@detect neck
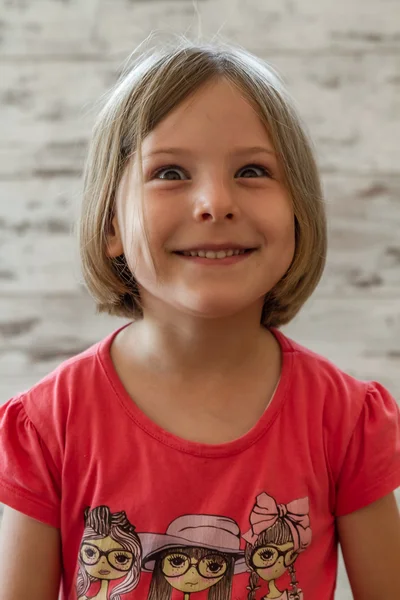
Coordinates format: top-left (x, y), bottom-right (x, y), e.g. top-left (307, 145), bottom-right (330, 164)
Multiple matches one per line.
top-left (125, 301), bottom-right (272, 377)
top-left (267, 580), bottom-right (282, 598)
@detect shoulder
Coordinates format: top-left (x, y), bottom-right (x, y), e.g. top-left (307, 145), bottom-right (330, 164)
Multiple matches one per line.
top-left (274, 329), bottom-right (400, 502)
top-left (4, 325), bottom-right (123, 435)
top-left (274, 326), bottom-right (399, 447)
top-left (274, 326), bottom-right (371, 407)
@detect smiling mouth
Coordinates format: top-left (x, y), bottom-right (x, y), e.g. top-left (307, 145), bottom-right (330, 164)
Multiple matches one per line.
top-left (174, 248), bottom-right (256, 260)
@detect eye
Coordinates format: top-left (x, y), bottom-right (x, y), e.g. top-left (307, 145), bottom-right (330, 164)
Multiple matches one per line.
top-left (162, 552), bottom-right (190, 577)
top-left (153, 165), bottom-right (189, 181)
top-left (252, 546), bottom-right (279, 568)
top-left (236, 164), bottom-right (271, 178)
top-left (206, 560), bottom-right (223, 573)
top-left (259, 549), bottom-right (275, 561)
top-left (199, 554), bottom-right (228, 578)
top-left (114, 553), bottom-right (130, 565)
top-left (108, 550), bottom-right (134, 571)
top-left (80, 544), bottom-right (100, 565)
top-left (169, 555), bottom-right (186, 567)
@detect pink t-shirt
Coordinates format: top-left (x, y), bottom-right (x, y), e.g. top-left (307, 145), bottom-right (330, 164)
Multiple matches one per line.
top-left (0, 325), bottom-right (399, 600)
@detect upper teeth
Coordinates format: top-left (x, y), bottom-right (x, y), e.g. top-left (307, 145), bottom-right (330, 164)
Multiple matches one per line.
top-left (182, 249), bottom-right (247, 259)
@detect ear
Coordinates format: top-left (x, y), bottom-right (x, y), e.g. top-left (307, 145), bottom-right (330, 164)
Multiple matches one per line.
top-left (106, 214), bottom-right (124, 258)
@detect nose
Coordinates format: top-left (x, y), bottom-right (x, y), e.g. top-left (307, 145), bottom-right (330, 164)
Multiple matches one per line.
top-left (193, 176), bottom-right (239, 222)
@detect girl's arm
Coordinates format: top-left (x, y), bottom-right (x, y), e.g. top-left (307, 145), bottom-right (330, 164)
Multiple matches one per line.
top-left (337, 492), bottom-right (400, 599)
top-left (0, 505), bottom-right (61, 600)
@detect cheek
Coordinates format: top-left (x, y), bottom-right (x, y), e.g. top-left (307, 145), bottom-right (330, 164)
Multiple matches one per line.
top-left (85, 565), bottom-right (103, 577)
top-left (256, 560), bottom-right (287, 581)
top-left (144, 192), bottom-right (185, 238)
top-left (269, 205), bottom-right (295, 240)
top-left (203, 576), bottom-right (223, 589)
top-left (165, 574), bottom-right (200, 590)
top-left (85, 564), bottom-right (123, 580)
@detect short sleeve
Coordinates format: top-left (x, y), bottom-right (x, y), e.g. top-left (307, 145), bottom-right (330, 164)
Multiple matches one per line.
top-left (0, 396), bottom-right (60, 527)
top-left (335, 382), bottom-right (400, 516)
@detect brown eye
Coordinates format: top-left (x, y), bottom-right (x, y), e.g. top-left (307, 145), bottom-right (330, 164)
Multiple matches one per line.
top-left (154, 166), bottom-right (189, 181)
top-left (236, 164), bottom-right (271, 178)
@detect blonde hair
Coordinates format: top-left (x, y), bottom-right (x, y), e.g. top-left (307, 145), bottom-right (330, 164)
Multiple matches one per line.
top-left (79, 37), bottom-right (327, 327)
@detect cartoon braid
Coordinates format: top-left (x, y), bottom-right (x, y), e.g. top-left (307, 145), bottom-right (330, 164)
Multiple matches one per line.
top-left (288, 564), bottom-right (301, 600)
top-left (246, 569), bottom-right (260, 600)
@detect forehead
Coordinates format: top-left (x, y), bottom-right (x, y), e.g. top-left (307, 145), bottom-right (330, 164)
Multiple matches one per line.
top-left (87, 535), bottom-right (124, 551)
top-left (164, 546), bottom-right (223, 558)
top-left (142, 77), bottom-right (272, 156)
top-left (256, 542), bottom-right (294, 552)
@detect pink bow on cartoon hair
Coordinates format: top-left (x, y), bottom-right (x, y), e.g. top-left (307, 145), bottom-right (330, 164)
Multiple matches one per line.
top-left (243, 493), bottom-right (312, 552)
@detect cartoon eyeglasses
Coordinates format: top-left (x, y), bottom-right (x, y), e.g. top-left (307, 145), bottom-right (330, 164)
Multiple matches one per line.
top-left (80, 543), bottom-right (134, 572)
top-left (162, 552), bottom-right (228, 579)
top-left (251, 545), bottom-right (298, 569)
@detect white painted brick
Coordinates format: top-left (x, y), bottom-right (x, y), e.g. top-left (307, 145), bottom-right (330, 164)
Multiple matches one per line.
top-left (0, 292), bottom-right (124, 400)
top-left (0, 178), bottom-right (81, 293)
top-left (283, 293), bottom-right (400, 397)
top-left (270, 54), bottom-right (400, 174)
top-left (94, 0), bottom-right (400, 56)
top-left (0, 0), bottom-right (100, 56)
top-left (1, 0), bottom-right (400, 58)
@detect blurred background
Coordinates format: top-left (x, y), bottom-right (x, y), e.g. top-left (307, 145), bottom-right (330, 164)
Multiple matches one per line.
top-left (0, 1), bottom-right (399, 597)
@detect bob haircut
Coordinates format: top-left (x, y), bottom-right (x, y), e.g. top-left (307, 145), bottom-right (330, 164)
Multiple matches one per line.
top-left (79, 36), bottom-right (327, 328)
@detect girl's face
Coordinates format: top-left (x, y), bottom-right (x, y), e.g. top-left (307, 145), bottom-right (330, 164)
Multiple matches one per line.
top-left (109, 77), bottom-right (295, 321)
top-left (251, 542), bottom-right (297, 581)
top-left (80, 535), bottom-right (135, 581)
top-left (161, 549), bottom-right (228, 593)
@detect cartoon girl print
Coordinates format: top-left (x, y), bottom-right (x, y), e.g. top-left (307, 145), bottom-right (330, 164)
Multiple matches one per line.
top-left (76, 505), bottom-right (142, 600)
top-left (243, 493), bottom-right (312, 600)
top-left (140, 514), bottom-right (247, 600)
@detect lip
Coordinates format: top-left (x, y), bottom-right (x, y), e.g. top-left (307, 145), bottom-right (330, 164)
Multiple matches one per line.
top-left (175, 249), bottom-right (255, 266)
top-left (98, 569), bottom-right (111, 575)
top-left (174, 243), bottom-right (255, 252)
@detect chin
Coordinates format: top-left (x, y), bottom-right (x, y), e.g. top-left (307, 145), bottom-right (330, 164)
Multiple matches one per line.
top-left (180, 298), bottom-right (254, 320)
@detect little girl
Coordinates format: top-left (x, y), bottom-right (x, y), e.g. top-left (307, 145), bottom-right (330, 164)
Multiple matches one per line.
top-left (0, 38), bottom-right (399, 600)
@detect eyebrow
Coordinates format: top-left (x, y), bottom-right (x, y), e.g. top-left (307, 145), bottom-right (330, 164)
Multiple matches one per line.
top-left (144, 146), bottom-right (276, 158)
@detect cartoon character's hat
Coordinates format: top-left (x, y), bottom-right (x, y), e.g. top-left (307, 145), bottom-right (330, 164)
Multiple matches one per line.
top-left (139, 514), bottom-right (247, 574)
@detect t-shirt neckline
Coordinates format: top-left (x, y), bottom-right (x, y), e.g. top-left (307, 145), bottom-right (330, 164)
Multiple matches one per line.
top-left (97, 323), bottom-right (294, 458)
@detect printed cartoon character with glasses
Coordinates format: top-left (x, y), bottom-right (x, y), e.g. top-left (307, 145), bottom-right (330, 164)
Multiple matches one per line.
top-left (76, 505), bottom-right (142, 600)
top-left (243, 493), bottom-right (312, 600)
top-left (140, 514), bottom-right (247, 599)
